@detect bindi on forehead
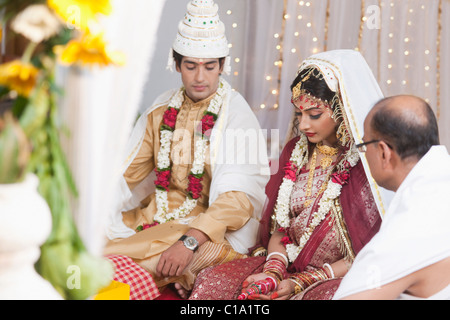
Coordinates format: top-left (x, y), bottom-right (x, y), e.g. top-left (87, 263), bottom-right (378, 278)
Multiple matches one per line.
top-left (184, 58), bottom-right (218, 66)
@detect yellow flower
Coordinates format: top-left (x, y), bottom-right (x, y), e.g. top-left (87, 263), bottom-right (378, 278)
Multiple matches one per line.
top-left (54, 31), bottom-right (125, 67)
top-left (0, 60), bottom-right (39, 97)
top-left (47, 0), bottom-right (112, 30)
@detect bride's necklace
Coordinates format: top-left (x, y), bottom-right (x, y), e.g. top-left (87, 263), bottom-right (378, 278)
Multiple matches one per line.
top-left (303, 146), bottom-right (333, 208)
top-left (316, 141), bottom-right (338, 169)
top-left (303, 148), bottom-right (317, 208)
top-left (274, 135), bottom-right (360, 262)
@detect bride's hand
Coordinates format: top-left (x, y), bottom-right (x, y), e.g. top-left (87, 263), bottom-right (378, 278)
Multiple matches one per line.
top-left (246, 280), bottom-right (295, 300)
top-left (241, 272), bottom-right (270, 291)
top-left (269, 279), bottom-right (296, 300)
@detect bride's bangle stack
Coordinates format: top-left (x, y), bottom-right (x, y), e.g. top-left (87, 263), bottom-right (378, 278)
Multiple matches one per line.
top-left (288, 267), bottom-right (330, 295)
top-left (263, 252), bottom-right (288, 284)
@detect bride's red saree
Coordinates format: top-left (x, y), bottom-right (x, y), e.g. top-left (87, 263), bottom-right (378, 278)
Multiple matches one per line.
top-left (190, 137), bottom-right (381, 300)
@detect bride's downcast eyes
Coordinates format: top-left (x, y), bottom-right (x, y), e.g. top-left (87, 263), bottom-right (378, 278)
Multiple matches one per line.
top-left (310, 113), bottom-right (322, 120)
top-left (295, 111), bottom-right (323, 120)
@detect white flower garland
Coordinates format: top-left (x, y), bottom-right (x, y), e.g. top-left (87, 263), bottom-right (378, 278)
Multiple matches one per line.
top-left (274, 135), bottom-right (360, 262)
top-left (153, 79), bottom-right (229, 224)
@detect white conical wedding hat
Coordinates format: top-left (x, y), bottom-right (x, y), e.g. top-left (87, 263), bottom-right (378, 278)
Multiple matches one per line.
top-left (168, 0), bottom-right (231, 73)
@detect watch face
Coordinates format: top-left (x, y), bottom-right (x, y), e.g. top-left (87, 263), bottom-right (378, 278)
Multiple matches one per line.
top-left (184, 236), bottom-right (198, 250)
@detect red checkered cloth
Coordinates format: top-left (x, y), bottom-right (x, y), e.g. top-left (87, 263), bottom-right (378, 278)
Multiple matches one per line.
top-left (106, 255), bottom-right (161, 300)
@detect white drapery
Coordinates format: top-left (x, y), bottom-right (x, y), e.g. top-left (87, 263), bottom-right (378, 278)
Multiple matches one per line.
top-left (59, 0), bottom-right (166, 255)
top-left (218, 0), bottom-right (449, 153)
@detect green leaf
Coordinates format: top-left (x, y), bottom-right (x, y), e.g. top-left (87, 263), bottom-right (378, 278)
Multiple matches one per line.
top-left (0, 112), bottom-right (30, 183)
top-left (19, 82), bottom-right (50, 137)
top-left (189, 172), bottom-right (205, 179)
top-left (203, 110), bottom-right (218, 120)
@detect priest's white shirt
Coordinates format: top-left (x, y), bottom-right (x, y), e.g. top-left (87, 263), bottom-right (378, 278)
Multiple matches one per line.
top-left (333, 146), bottom-right (450, 300)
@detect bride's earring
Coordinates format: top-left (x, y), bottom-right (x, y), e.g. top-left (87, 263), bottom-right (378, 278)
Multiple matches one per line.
top-left (336, 122), bottom-right (347, 146)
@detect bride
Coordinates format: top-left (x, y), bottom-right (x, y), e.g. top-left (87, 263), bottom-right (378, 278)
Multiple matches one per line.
top-left (189, 49), bottom-right (392, 300)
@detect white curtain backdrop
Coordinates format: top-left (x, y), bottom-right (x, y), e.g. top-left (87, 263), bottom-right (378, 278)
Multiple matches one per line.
top-left (58, 0), bottom-right (449, 251)
top-left (226, 0), bottom-right (449, 153)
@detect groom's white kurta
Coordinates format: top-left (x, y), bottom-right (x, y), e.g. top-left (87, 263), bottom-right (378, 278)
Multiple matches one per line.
top-left (107, 79), bottom-right (270, 254)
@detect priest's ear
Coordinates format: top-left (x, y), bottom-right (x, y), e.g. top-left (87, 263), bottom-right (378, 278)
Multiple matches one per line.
top-left (378, 140), bottom-right (396, 170)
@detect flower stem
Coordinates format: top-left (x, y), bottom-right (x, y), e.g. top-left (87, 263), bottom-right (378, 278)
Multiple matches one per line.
top-left (21, 41), bottom-right (38, 64)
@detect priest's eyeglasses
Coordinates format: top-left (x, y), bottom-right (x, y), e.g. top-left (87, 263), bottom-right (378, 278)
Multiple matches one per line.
top-left (355, 140), bottom-right (392, 152)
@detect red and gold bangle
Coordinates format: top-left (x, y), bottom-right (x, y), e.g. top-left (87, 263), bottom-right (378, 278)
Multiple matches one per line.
top-left (288, 267), bottom-right (330, 293)
top-left (266, 252), bottom-right (288, 266)
top-left (288, 277), bottom-right (305, 295)
top-left (263, 259), bottom-right (288, 283)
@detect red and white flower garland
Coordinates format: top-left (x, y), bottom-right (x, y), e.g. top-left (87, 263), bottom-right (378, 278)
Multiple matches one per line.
top-left (152, 79), bottom-right (229, 225)
top-left (274, 135), bottom-right (360, 262)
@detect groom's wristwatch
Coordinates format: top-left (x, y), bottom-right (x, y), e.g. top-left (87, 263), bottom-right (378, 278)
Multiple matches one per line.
top-left (179, 235), bottom-right (199, 252)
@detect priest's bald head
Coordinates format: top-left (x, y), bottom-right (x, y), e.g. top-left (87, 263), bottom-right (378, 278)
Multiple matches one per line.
top-left (362, 95), bottom-right (440, 191)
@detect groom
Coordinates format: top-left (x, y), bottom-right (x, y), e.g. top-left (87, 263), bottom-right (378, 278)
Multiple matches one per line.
top-left (105, 0), bottom-right (269, 299)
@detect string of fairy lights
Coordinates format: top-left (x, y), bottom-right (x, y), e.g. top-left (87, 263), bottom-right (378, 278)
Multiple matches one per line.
top-left (223, 0), bottom-right (442, 120)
